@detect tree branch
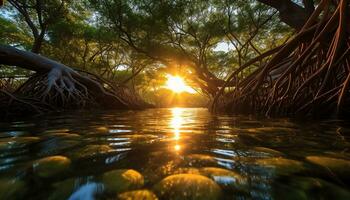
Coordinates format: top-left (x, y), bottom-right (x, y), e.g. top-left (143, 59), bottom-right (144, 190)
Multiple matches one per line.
top-left (257, 0), bottom-right (312, 30)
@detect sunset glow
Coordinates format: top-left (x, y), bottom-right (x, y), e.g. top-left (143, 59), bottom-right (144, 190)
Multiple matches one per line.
top-left (165, 75), bottom-right (196, 93)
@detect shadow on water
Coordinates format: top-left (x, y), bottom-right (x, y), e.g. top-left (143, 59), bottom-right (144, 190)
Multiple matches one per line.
top-left (0, 108), bottom-right (349, 199)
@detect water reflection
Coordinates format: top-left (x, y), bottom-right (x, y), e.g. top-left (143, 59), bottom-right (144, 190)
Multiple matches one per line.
top-left (170, 107), bottom-right (184, 141)
top-left (170, 108), bottom-right (187, 152)
top-left (0, 108), bottom-right (349, 199)
top-left (68, 182), bottom-right (103, 200)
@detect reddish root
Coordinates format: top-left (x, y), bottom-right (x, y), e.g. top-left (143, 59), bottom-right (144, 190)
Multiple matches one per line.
top-left (213, 0), bottom-right (350, 116)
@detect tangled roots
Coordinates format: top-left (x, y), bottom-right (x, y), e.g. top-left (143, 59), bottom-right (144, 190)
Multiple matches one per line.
top-left (0, 89), bottom-right (52, 117)
top-left (16, 68), bottom-right (95, 108)
top-left (214, 0), bottom-right (350, 117)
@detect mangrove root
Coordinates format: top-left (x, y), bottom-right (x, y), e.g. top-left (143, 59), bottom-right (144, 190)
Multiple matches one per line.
top-left (213, 0), bottom-right (350, 117)
top-left (0, 45), bottom-right (151, 115)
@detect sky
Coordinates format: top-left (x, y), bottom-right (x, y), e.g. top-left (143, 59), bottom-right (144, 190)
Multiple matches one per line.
top-left (213, 41), bottom-right (234, 52)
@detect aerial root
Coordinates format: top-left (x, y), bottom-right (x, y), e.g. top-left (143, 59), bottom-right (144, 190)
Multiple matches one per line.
top-left (0, 89), bottom-right (51, 115)
top-left (213, 0), bottom-right (350, 116)
top-left (16, 68), bottom-right (96, 108)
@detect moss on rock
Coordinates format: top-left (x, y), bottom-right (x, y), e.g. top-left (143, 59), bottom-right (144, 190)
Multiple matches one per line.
top-left (199, 167), bottom-right (247, 191)
top-left (184, 154), bottom-right (217, 167)
top-left (306, 156), bottom-right (350, 177)
top-left (154, 174), bottom-right (222, 200)
top-left (118, 189), bottom-right (158, 200)
top-left (70, 144), bottom-right (114, 159)
top-left (102, 169), bottom-right (144, 194)
top-left (33, 155), bottom-right (71, 178)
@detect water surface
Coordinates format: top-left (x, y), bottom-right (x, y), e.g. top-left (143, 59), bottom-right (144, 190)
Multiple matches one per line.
top-left (0, 108), bottom-right (349, 199)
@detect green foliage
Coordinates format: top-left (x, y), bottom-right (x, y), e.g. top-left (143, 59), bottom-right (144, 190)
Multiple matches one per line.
top-left (1, 0), bottom-right (293, 106)
top-left (0, 17), bottom-right (32, 47)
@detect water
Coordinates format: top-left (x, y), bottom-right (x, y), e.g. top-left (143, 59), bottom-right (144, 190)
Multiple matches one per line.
top-left (0, 108), bottom-right (349, 199)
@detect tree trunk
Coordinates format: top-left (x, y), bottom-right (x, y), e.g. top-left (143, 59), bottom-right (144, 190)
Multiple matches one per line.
top-left (0, 45), bottom-right (129, 109)
top-left (31, 31), bottom-right (45, 54)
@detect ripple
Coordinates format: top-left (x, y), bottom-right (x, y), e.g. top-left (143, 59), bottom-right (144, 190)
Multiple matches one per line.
top-left (0, 108), bottom-right (348, 199)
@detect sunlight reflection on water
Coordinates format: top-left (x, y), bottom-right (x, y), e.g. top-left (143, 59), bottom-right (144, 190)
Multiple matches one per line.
top-left (0, 108), bottom-right (349, 199)
top-left (170, 108), bottom-right (186, 152)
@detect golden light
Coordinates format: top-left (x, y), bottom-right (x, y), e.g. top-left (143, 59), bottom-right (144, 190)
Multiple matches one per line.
top-left (169, 108), bottom-right (188, 153)
top-left (174, 144), bottom-right (181, 151)
top-left (171, 108), bottom-right (183, 140)
top-left (170, 108), bottom-right (184, 140)
top-left (165, 75), bottom-right (196, 94)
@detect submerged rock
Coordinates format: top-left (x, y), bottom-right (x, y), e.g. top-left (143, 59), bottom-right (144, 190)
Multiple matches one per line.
top-left (0, 178), bottom-right (27, 199)
top-left (0, 137), bottom-right (40, 150)
top-left (247, 127), bottom-right (295, 133)
top-left (185, 154), bottom-right (217, 167)
top-left (43, 129), bottom-right (70, 134)
top-left (96, 126), bottom-right (109, 133)
top-left (306, 156), bottom-right (350, 177)
top-left (154, 174), bottom-right (222, 200)
top-left (49, 178), bottom-right (76, 200)
top-left (118, 190), bottom-right (158, 200)
top-left (44, 132), bottom-right (81, 140)
top-left (253, 147), bottom-right (283, 156)
top-left (33, 155), bottom-right (71, 178)
top-left (102, 169), bottom-right (144, 194)
top-left (323, 151), bottom-right (350, 160)
top-left (199, 167), bottom-right (246, 191)
top-left (276, 177), bottom-right (350, 200)
top-left (38, 140), bottom-right (80, 157)
top-left (70, 144), bottom-right (114, 159)
top-left (49, 178), bottom-right (103, 200)
top-left (256, 158), bottom-right (305, 175)
top-left (173, 167), bottom-right (201, 175)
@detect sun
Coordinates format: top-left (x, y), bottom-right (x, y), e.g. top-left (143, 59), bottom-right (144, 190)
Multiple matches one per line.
top-left (165, 75), bottom-right (196, 94)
